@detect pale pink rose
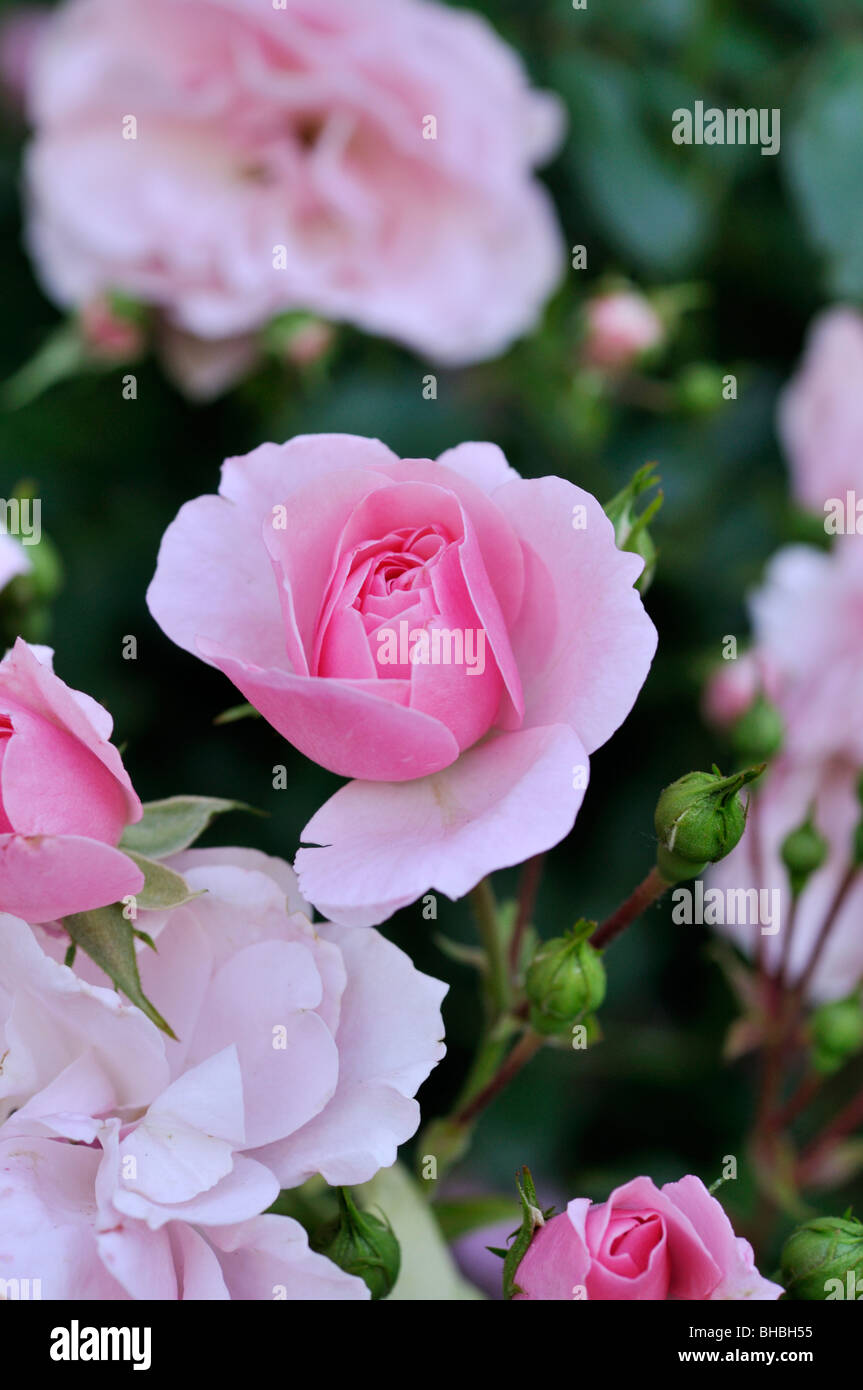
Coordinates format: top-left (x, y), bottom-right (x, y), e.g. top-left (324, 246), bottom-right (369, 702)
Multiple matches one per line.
top-left (581, 290), bottom-right (664, 371)
top-left (0, 1135), bottom-right (368, 1299)
top-left (147, 435), bottom-right (657, 926)
top-left (5, 846), bottom-right (447, 1194)
top-left (778, 307), bottom-right (863, 514)
top-left (709, 759), bottom-right (863, 1002)
top-left (0, 639), bottom-right (144, 923)
top-left (0, 533), bottom-right (31, 593)
top-left (23, 0), bottom-right (564, 394)
top-left (514, 1176), bottom-right (783, 1301)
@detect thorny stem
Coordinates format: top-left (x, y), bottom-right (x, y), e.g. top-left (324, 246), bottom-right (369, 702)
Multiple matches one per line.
top-left (591, 866), bottom-right (668, 950)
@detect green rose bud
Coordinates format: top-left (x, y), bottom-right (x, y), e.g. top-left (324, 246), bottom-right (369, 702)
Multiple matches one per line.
top-left (525, 920), bottom-right (606, 1036)
top-left (781, 807), bottom-right (829, 898)
top-left (316, 1189), bottom-right (400, 1300)
top-left (654, 764), bottom-right (764, 884)
top-left (731, 694), bottom-right (783, 763)
top-left (810, 993), bottom-right (863, 1075)
top-left (780, 1215), bottom-right (863, 1300)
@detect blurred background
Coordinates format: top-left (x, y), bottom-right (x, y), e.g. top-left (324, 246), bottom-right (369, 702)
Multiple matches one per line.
top-left (2, 0), bottom-right (862, 1290)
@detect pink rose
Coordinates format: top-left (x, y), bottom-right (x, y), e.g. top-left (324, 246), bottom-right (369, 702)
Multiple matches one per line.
top-left (148, 434), bottom-right (657, 926)
top-left (778, 306), bottom-right (863, 515)
top-left (581, 290), bottom-right (664, 371)
top-left (0, 1137), bottom-right (368, 1300)
top-left (24, 0), bottom-right (564, 395)
top-left (514, 1176), bottom-right (783, 1301)
top-left (0, 639), bottom-right (144, 923)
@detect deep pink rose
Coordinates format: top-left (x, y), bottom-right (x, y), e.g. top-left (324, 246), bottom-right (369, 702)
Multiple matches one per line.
top-left (0, 639), bottom-right (144, 922)
top-left (23, 0), bottom-right (564, 394)
top-left (778, 306), bottom-right (863, 515)
top-left (581, 290), bottom-right (663, 371)
top-left (148, 434), bottom-right (657, 925)
top-left (515, 1176), bottom-right (783, 1301)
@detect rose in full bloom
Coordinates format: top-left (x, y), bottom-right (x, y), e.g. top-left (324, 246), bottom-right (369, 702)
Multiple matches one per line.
top-left (778, 306), bottom-right (863, 516)
top-left (0, 638), bottom-right (144, 923)
top-left (514, 1176), bottom-right (783, 1300)
top-left (705, 543), bottom-right (863, 1000)
top-left (0, 845), bottom-right (446, 1297)
top-left (148, 434), bottom-right (657, 925)
top-left (23, 0), bottom-right (564, 396)
top-left (580, 290), bottom-right (664, 371)
top-left (0, 1136), bottom-right (368, 1299)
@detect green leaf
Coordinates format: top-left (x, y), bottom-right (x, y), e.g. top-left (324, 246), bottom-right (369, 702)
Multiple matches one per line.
top-left (213, 702), bottom-right (261, 726)
top-left (63, 904), bottom-right (176, 1037)
top-left (119, 795), bottom-right (261, 860)
top-left (434, 1196), bottom-right (519, 1243)
top-left (124, 851), bottom-right (204, 911)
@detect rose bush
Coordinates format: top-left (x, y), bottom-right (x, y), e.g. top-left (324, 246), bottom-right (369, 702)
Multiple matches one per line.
top-left (514, 1175), bottom-right (783, 1300)
top-left (0, 638), bottom-right (144, 922)
top-left (148, 433), bottom-right (657, 925)
top-left (23, 0), bottom-right (564, 394)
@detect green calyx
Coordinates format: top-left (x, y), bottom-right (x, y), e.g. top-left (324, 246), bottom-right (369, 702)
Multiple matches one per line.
top-left (655, 764), bottom-right (765, 885)
top-left (524, 920), bottom-right (606, 1037)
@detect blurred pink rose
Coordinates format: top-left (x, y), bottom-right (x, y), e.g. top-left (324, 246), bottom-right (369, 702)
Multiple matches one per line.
top-left (581, 290), bottom-right (664, 371)
top-left (23, 0), bottom-right (564, 394)
top-left (778, 307), bottom-right (863, 515)
top-left (701, 650), bottom-right (776, 729)
top-left (0, 1136), bottom-right (368, 1299)
top-left (79, 295), bottom-right (145, 361)
top-left (705, 543), bottom-right (863, 1000)
top-left (0, 639), bottom-right (144, 923)
top-left (514, 1176), bottom-right (782, 1300)
top-left (148, 434), bottom-right (657, 926)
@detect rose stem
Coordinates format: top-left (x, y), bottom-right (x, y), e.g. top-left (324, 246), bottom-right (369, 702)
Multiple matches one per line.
top-left (797, 1080), bottom-right (863, 1187)
top-left (469, 877), bottom-right (511, 1019)
top-left (452, 1030), bottom-right (545, 1128)
top-left (509, 852), bottom-right (546, 976)
top-left (590, 866), bottom-right (668, 950)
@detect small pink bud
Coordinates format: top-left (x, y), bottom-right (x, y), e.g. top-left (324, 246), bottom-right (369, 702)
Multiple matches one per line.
top-left (581, 290), bottom-right (664, 370)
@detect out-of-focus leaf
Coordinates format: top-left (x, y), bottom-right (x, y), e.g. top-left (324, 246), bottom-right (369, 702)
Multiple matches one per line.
top-left (434, 1195), bottom-right (519, 1243)
top-left (786, 41), bottom-right (863, 298)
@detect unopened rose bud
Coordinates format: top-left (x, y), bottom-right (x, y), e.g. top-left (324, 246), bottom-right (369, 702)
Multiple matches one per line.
top-left (780, 1215), bottom-right (863, 1300)
top-left (80, 293), bottom-right (146, 361)
top-left (731, 693), bottom-right (783, 763)
top-left (654, 765), bottom-right (764, 884)
top-left (580, 290), bottom-right (664, 371)
top-left (781, 806), bottom-right (829, 898)
top-left (810, 992), bottom-right (863, 1074)
top-left (525, 920), bottom-right (606, 1036)
top-left (317, 1189), bottom-right (400, 1300)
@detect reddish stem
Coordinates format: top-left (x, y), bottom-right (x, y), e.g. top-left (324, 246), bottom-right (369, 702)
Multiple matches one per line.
top-left (591, 866), bottom-right (668, 950)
